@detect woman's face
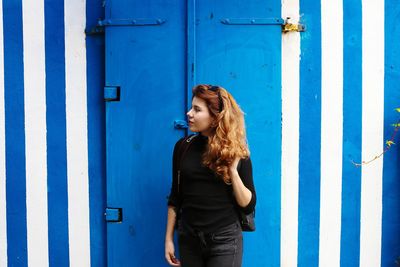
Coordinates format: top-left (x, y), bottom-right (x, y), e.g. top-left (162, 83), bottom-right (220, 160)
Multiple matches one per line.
top-left (187, 96), bottom-right (214, 136)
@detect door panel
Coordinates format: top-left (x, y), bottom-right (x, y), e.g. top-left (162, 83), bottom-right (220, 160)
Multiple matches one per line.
top-left (105, 1), bottom-right (281, 266)
top-left (194, 2), bottom-right (282, 265)
top-left (105, 1), bottom-right (186, 266)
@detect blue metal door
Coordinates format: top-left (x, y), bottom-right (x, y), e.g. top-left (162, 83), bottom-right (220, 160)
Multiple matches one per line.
top-left (193, 3), bottom-right (282, 266)
top-left (105, 1), bottom-right (282, 266)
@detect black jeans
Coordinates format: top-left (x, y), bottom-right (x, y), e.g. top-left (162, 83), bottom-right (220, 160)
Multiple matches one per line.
top-left (178, 221), bottom-right (243, 267)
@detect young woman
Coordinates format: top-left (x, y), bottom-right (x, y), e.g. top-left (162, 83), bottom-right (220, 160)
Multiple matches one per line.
top-left (165, 84), bottom-right (256, 267)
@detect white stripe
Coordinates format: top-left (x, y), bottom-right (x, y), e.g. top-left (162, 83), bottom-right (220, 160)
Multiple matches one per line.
top-left (360, 0), bottom-right (384, 266)
top-left (281, 2), bottom-right (300, 267)
top-left (22, 0), bottom-right (49, 265)
top-left (319, 0), bottom-right (343, 266)
top-left (0, 0), bottom-right (7, 265)
top-left (65, 0), bottom-right (91, 266)
top-left (64, 1), bottom-right (92, 266)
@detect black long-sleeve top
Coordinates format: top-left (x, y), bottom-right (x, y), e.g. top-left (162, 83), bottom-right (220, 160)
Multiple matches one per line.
top-left (168, 134), bottom-right (256, 233)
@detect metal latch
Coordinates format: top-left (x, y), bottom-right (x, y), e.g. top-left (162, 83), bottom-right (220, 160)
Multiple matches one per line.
top-left (282, 17), bottom-right (305, 33)
top-left (174, 120), bottom-right (188, 129)
top-left (105, 207), bottom-right (123, 222)
top-left (104, 86), bottom-right (120, 102)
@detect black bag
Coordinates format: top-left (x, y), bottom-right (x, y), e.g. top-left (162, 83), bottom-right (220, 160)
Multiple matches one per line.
top-left (236, 160), bottom-right (256, 232)
top-left (175, 134), bottom-right (255, 232)
top-left (238, 210), bottom-right (255, 232)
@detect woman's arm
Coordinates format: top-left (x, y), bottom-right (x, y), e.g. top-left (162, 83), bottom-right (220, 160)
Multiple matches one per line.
top-left (165, 206), bottom-right (180, 266)
top-left (229, 157), bottom-right (256, 212)
top-left (165, 206), bottom-right (177, 242)
top-left (165, 138), bottom-right (184, 266)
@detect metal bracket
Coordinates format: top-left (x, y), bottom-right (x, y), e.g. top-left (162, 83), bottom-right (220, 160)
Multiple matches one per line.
top-left (282, 17), bottom-right (305, 33)
top-left (104, 86), bottom-right (120, 102)
top-left (220, 18), bottom-right (284, 25)
top-left (105, 207), bottom-right (123, 222)
top-left (85, 24), bottom-right (104, 35)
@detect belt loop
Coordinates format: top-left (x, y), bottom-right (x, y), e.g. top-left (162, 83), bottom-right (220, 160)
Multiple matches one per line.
top-left (197, 231), bottom-right (207, 248)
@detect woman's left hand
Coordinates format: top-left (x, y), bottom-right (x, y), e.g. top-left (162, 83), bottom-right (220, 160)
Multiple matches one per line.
top-left (229, 156), bottom-right (252, 207)
top-left (229, 157), bottom-right (241, 174)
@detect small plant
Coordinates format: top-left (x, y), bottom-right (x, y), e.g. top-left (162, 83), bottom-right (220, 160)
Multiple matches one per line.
top-left (352, 108), bottom-right (400, 167)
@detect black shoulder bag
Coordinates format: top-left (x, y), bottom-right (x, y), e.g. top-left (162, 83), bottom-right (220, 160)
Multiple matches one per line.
top-left (238, 211), bottom-right (255, 232)
top-left (236, 160), bottom-right (256, 232)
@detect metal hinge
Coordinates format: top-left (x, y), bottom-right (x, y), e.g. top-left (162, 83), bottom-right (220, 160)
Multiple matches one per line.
top-left (85, 18), bottom-right (166, 35)
top-left (220, 18), bottom-right (284, 25)
top-left (105, 207), bottom-right (123, 222)
top-left (104, 86), bottom-right (120, 102)
top-left (282, 17), bottom-right (305, 33)
top-left (98, 18), bottom-right (166, 27)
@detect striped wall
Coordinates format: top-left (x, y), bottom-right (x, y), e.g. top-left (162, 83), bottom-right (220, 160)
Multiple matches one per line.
top-left (0, 0), bottom-right (399, 267)
top-left (0, 0), bottom-right (106, 266)
top-left (281, 0), bottom-right (400, 267)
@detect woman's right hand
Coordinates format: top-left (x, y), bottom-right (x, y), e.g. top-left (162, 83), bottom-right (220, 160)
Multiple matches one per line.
top-left (165, 239), bottom-right (181, 266)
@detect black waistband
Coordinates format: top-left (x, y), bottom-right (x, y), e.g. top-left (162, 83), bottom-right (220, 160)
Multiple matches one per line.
top-left (179, 220), bottom-right (240, 237)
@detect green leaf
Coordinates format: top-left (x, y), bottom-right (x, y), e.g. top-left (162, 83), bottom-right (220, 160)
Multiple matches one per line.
top-left (392, 123), bottom-right (400, 127)
top-left (396, 107), bottom-right (400, 113)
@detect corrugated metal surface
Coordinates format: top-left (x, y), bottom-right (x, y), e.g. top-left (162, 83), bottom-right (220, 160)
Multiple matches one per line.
top-left (0, 0), bottom-right (398, 266)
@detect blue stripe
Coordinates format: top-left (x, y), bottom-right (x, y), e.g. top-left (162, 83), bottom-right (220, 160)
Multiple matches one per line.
top-left (298, 1), bottom-right (322, 266)
top-left (44, 0), bottom-right (70, 265)
top-left (382, 1), bottom-right (400, 266)
top-left (85, 0), bottom-right (107, 266)
top-left (3, 0), bottom-right (28, 266)
top-left (340, 1), bottom-right (362, 266)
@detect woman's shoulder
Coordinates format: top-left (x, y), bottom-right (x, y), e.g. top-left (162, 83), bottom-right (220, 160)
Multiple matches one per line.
top-left (175, 136), bottom-right (186, 145)
top-left (176, 134), bottom-right (198, 143)
top-left (173, 137), bottom-right (185, 153)
top-left (173, 134), bottom-right (198, 149)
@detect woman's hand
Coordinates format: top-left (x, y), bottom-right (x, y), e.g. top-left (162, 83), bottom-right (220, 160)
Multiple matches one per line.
top-left (229, 156), bottom-right (241, 175)
top-left (165, 206), bottom-right (180, 266)
top-left (165, 240), bottom-right (181, 266)
top-left (230, 156), bottom-right (252, 207)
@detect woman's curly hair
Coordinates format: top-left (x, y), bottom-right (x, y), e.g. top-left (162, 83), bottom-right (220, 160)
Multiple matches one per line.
top-left (192, 84), bottom-right (250, 184)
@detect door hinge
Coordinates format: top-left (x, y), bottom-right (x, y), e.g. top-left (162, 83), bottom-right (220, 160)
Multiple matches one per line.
top-left (98, 18), bottom-right (166, 27)
top-left (85, 18), bottom-right (166, 35)
top-left (220, 18), bottom-right (284, 25)
top-left (282, 17), bottom-right (305, 33)
top-left (104, 86), bottom-right (120, 102)
top-left (105, 207), bottom-right (123, 222)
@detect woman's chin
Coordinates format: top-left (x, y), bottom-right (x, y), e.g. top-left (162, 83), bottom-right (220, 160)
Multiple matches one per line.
top-left (188, 126), bottom-right (198, 132)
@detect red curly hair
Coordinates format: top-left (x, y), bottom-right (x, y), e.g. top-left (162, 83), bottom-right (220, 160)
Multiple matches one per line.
top-left (192, 84), bottom-right (250, 184)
